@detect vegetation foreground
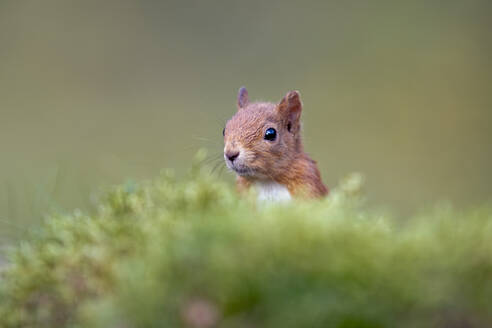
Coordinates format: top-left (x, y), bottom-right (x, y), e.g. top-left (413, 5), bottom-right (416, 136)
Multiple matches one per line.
top-left (1, 163), bottom-right (491, 327)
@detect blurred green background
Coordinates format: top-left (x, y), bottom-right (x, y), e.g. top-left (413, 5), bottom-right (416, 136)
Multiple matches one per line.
top-left (0, 0), bottom-right (491, 242)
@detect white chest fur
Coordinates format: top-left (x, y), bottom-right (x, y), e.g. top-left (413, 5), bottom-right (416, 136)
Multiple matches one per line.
top-left (255, 181), bottom-right (292, 203)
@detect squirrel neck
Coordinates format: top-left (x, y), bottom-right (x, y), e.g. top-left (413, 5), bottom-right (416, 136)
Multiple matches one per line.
top-left (276, 152), bottom-right (323, 197)
top-left (237, 151), bottom-right (328, 199)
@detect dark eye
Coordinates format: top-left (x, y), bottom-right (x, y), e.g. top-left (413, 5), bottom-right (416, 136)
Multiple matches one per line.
top-left (264, 128), bottom-right (276, 141)
top-left (222, 128), bottom-right (225, 136)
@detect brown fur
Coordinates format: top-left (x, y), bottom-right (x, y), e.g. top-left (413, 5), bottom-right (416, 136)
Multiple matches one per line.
top-left (224, 88), bottom-right (328, 199)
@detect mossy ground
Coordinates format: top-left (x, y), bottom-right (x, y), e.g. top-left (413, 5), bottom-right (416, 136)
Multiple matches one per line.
top-left (1, 161), bottom-right (491, 327)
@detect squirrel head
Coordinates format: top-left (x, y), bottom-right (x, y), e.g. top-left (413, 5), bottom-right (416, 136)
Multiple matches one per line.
top-left (223, 87), bottom-right (304, 180)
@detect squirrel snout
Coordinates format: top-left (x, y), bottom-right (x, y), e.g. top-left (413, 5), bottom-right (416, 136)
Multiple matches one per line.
top-left (225, 150), bottom-right (240, 162)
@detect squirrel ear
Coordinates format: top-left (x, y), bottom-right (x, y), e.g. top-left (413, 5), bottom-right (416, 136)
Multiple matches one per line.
top-left (277, 90), bottom-right (302, 124)
top-left (237, 86), bottom-right (249, 109)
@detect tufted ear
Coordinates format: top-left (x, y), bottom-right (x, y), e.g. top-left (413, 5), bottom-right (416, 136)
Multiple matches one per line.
top-left (277, 90), bottom-right (302, 131)
top-left (237, 86), bottom-right (249, 110)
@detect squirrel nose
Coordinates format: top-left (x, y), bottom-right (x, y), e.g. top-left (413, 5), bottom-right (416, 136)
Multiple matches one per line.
top-left (226, 151), bottom-right (240, 162)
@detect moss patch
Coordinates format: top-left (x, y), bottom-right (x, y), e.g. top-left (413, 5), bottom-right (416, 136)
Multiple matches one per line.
top-left (1, 166), bottom-right (491, 327)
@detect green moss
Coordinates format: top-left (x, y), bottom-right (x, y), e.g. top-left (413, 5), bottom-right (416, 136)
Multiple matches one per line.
top-left (1, 164), bottom-right (491, 327)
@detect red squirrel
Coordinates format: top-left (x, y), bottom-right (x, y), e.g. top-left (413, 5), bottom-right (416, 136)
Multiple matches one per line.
top-left (223, 87), bottom-right (328, 201)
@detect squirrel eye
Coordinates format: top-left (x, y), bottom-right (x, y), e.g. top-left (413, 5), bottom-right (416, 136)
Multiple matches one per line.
top-left (264, 128), bottom-right (277, 141)
top-left (222, 128), bottom-right (225, 136)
